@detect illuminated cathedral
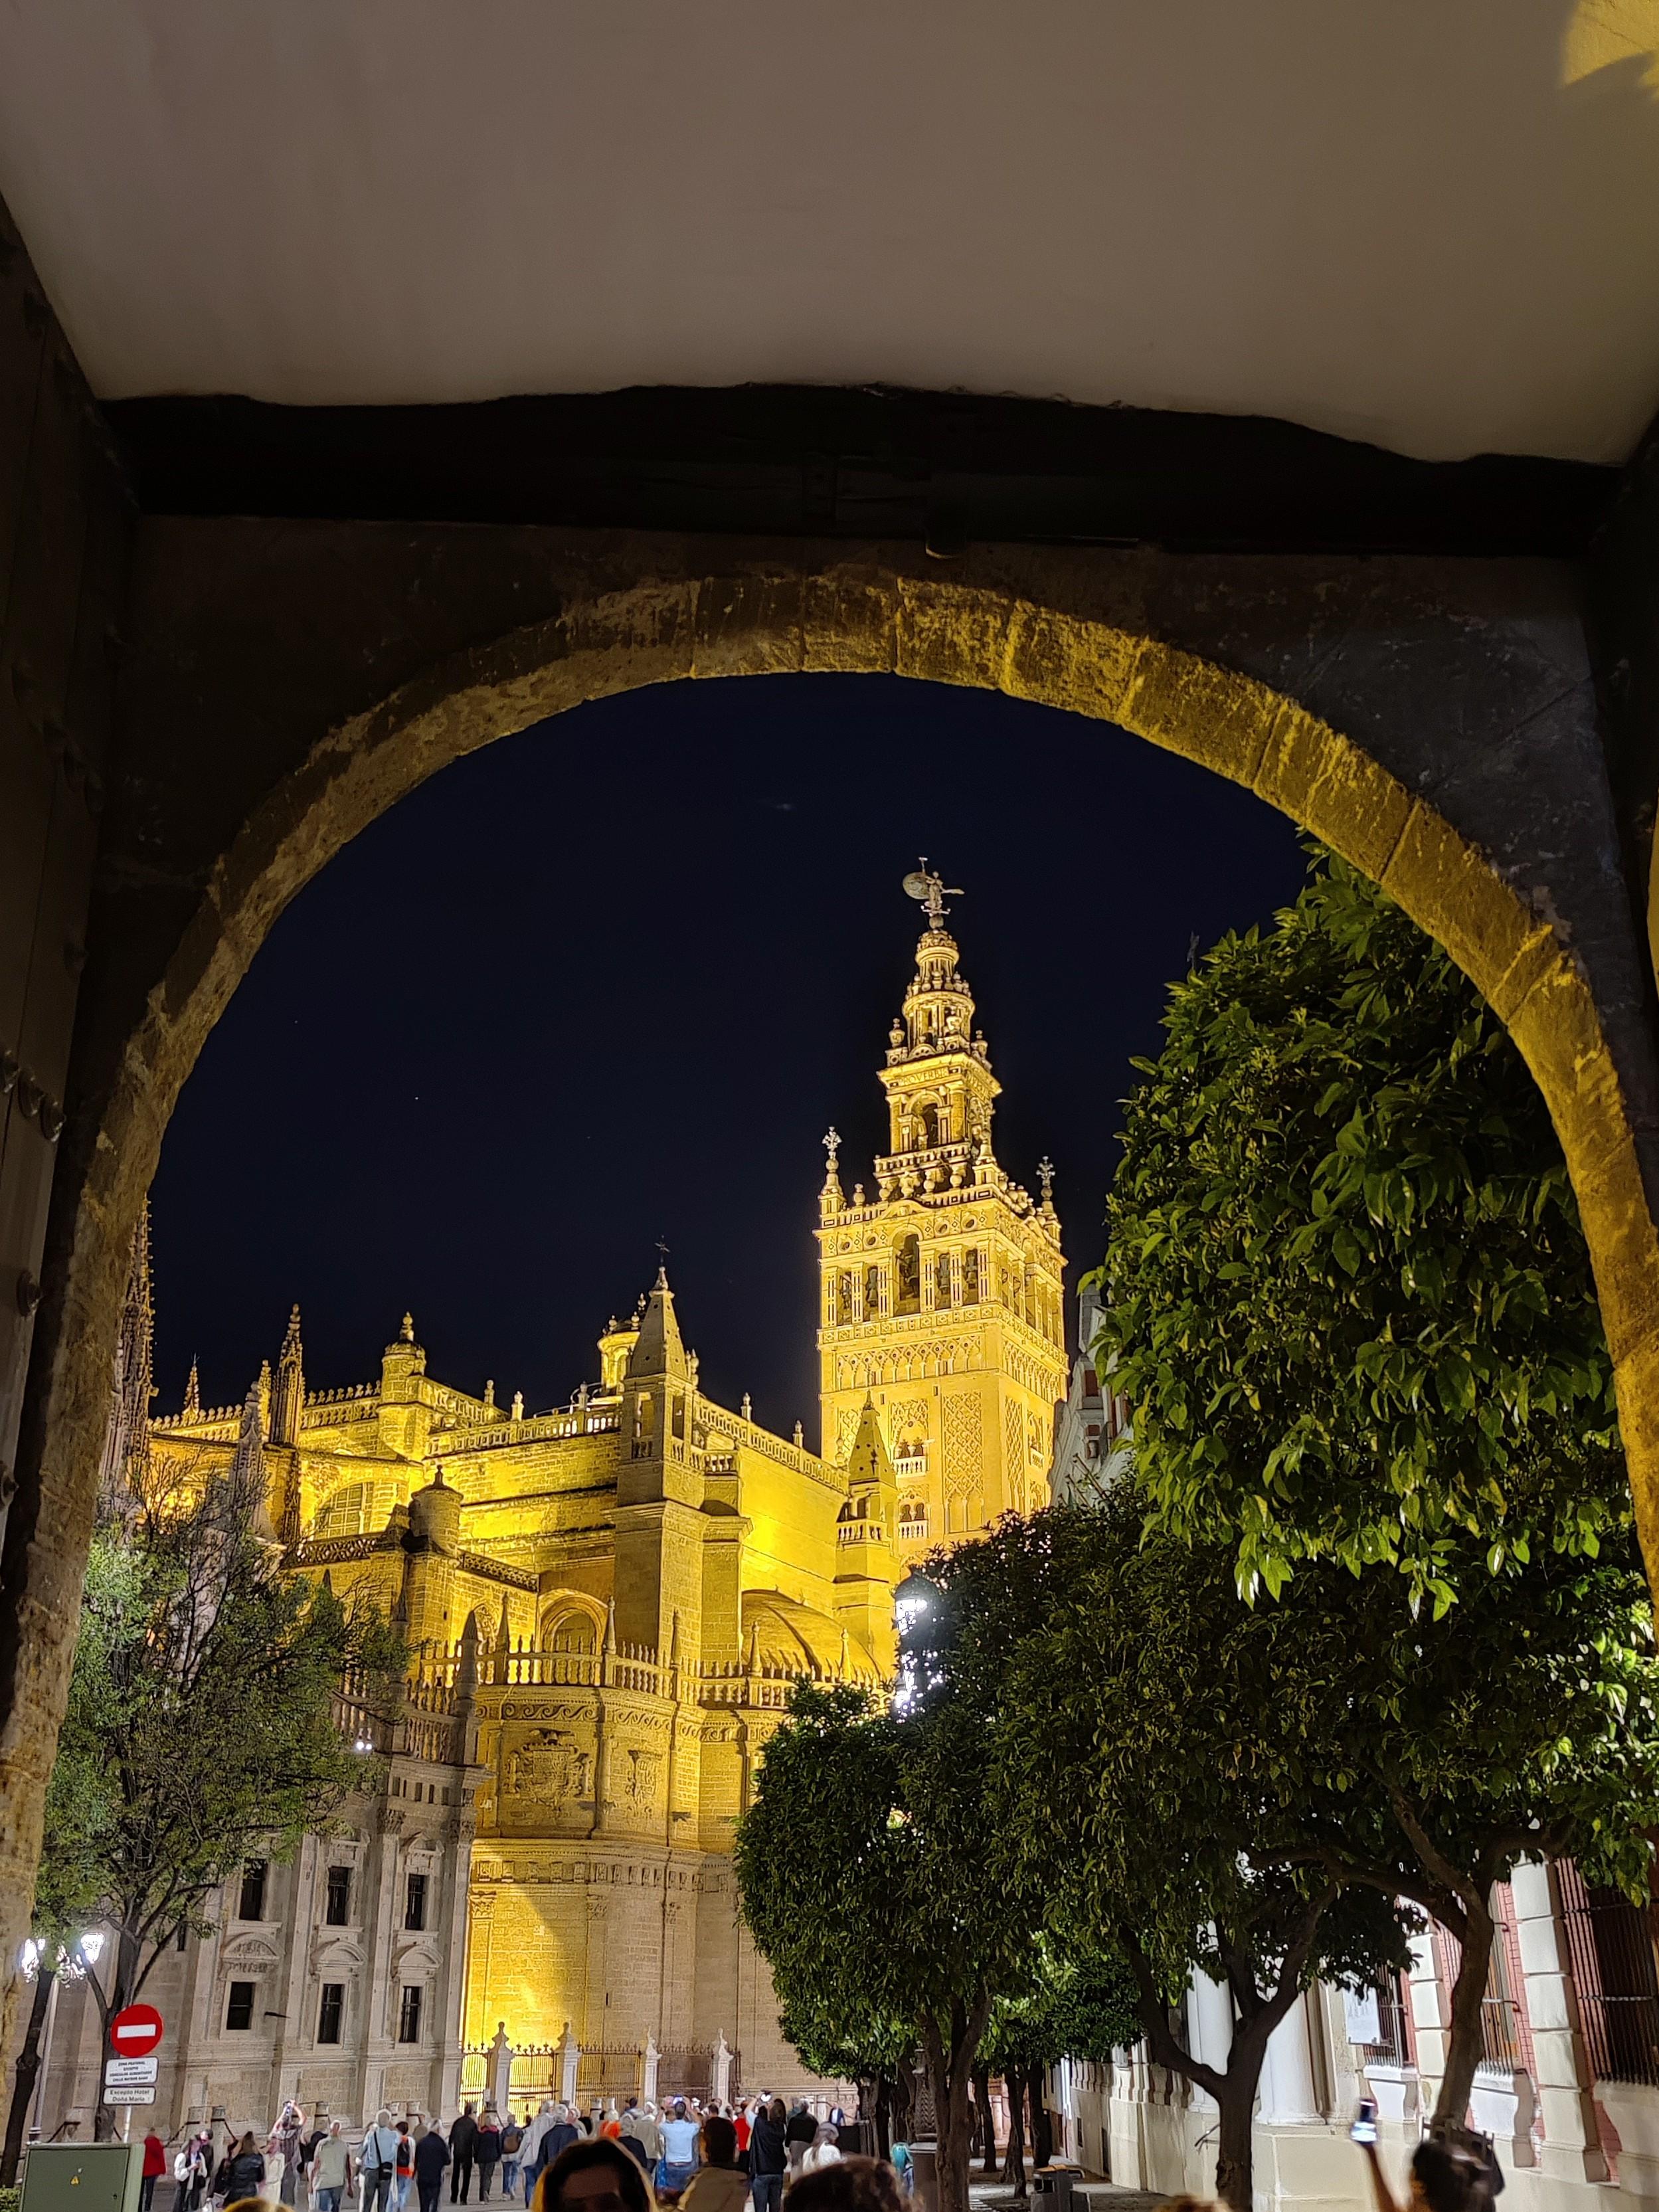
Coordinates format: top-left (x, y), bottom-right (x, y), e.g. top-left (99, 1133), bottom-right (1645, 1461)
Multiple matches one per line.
top-left (36, 875), bottom-right (1067, 2135)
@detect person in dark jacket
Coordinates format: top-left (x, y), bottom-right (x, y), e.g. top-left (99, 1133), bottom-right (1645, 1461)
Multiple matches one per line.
top-left (450, 2107), bottom-right (480, 2206)
top-left (783, 2106), bottom-right (818, 2181)
top-left (748, 2100), bottom-right (787, 2212)
top-left (475, 2116), bottom-right (502, 2203)
top-left (414, 2123), bottom-right (452, 2212)
top-left (215, 2133), bottom-right (268, 2205)
top-left (542, 2110), bottom-right (580, 2175)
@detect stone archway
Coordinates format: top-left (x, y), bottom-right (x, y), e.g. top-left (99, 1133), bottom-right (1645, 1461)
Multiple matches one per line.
top-left (5, 535), bottom-right (1658, 1988)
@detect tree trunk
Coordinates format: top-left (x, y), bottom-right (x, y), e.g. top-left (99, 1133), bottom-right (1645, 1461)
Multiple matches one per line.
top-left (1001, 2069), bottom-right (1027, 2197)
top-left (922, 1993), bottom-right (992, 2212)
top-left (1028, 2063), bottom-right (1055, 2170)
top-left (1, 1961), bottom-right (54, 2183)
top-left (90, 1924), bottom-right (139, 2141)
top-left (1213, 2071), bottom-right (1257, 2212)
top-left (893, 2059), bottom-right (915, 2148)
top-left (1433, 1898), bottom-right (1496, 2131)
top-left (972, 2064), bottom-right (997, 2173)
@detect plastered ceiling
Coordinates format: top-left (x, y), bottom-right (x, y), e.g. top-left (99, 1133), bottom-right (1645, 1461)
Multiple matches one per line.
top-left (4, 0), bottom-right (1659, 462)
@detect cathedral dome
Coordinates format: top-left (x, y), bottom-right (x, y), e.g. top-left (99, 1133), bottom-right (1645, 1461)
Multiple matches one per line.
top-left (741, 1590), bottom-right (882, 1684)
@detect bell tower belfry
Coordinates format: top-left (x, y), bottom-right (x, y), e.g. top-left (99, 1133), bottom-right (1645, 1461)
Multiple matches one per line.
top-left (816, 866), bottom-right (1068, 1556)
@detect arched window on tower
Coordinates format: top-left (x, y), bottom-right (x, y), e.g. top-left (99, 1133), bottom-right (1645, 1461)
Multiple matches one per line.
top-left (865, 1263), bottom-right (883, 1316)
top-left (935, 1252), bottom-right (953, 1307)
top-left (917, 1103), bottom-right (941, 1149)
top-left (962, 1249), bottom-right (981, 1305)
top-left (837, 1271), bottom-right (855, 1325)
top-left (895, 1235), bottom-right (921, 1315)
top-left (632, 1392), bottom-right (655, 1457)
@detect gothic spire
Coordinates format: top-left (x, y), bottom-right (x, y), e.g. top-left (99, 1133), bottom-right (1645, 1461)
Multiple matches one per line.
top-left (626, 1268), bottom-right (688, 1378)
top-left (182, 1355), bottom-right (201, 1420)
top-left (96, 1200), bottom-right (155, 1521)
top-left (229, 1366), bottom-right (279, 1544)
top-left (270, 1302), bottom-right (305, 1447)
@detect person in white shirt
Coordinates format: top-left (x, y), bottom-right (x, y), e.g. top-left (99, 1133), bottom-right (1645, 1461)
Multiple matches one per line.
top-left (362, 2110), bottom-right (405, 2212)
top-left (801, 2128), bottom-right (843, 2175)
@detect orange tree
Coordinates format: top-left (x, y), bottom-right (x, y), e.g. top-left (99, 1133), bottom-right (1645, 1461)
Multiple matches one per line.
top-left (983, 1503), bottom-right (1413, 2212)
top-left (1096, 850), bottom-right (1620, 1612)
top-left (734, 1680), bottom-right (1034, 2212)
top-left (998, 1498), bottom-right (1659, 2177)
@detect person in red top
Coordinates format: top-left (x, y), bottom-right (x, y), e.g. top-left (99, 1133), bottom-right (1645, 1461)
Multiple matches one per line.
top-left (139, 2130), bottom-right (167, 2212)
top-left (733, 2109), bottom-right (751, 2159)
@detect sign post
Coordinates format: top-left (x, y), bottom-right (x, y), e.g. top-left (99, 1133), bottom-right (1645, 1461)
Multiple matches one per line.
top-left (107, 2006), bottom-right (164, 2142)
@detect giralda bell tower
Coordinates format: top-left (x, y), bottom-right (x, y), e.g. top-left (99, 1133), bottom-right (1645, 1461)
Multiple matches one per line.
top-left (816, 864), bottom-right (1069, 1556)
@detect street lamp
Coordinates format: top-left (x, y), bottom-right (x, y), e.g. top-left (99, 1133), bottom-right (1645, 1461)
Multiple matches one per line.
top-left (892, 1568), bottom-right (940, 1714)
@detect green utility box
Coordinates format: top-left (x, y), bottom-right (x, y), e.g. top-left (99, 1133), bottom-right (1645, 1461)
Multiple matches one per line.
top-left (21, 2142), bottom-right (143, 2212)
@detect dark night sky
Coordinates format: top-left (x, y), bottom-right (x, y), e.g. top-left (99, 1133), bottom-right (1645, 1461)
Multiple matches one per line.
top-left (150, 672), bottom-right (1307, 1443)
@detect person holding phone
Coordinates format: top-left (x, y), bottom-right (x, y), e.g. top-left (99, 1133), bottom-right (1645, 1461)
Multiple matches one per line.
top-left (1352, 2106), bottom-right (1494, 2212)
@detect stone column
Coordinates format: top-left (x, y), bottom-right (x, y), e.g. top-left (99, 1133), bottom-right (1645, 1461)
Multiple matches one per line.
top-left (1509, 1861), bottom-right (1607, 2184)
top-left (1261, 1993), bottom-right (1321, 2124)
top-left (644, 2039), bottom-right (660, 2105)
top-left (559, 2023), bottom-right (580, 2107)
top-left (1185, 1967), bottom-right (1232, 2110)
top-left (1406, 1930), bottom-right (1448, 2120)
top-left (489, 2025), bottom-right (513, 2119)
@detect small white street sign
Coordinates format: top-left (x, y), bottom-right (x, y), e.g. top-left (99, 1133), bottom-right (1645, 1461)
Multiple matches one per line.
top-left (104, 2085), bottom-right (156, 2106)
top-left (105, 2057), bottom-right (159, 2088)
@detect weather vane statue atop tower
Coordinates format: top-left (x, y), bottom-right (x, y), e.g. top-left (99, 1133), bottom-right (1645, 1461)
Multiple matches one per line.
top-left (901, 858), bottom-right (963, 931)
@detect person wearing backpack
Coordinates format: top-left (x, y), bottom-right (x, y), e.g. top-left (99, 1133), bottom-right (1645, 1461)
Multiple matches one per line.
top-left (498, 2116), bottom-right (523, 2202)
top-left (394, 2122), bottom-right (416, 2211)
top-left (362, 2110), bottom-right (404, 2212)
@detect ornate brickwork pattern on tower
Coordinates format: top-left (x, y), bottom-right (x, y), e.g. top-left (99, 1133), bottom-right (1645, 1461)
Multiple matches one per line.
top-left (942, 1390), bottom-right (982, 1497)
top-left (887, 1400), bottom-right (929, 1453)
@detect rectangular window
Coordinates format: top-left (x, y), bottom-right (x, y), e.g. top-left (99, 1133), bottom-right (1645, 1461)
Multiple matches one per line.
top-left (404, 1871), bottom-right (428, 1932)
top-left (175, 1922), bottom-right (189, 1952)
top-left (225, 1981), bottom-right (255, 2031)
top-left (962, 1249), bottom-right (980, 1304)
top-left (398, 1985), bottom-right (423, 2043)
top-left (317, 1983), bottom-right (343, 2045)
top-left (238, 1861), bottom-right (267, 1922)
top-left (324, 1865), bottom-right (351, 1925)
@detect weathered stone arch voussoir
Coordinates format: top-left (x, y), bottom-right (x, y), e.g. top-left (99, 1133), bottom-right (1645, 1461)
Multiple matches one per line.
top-left (137, 557), bottom-right (1659, 1553)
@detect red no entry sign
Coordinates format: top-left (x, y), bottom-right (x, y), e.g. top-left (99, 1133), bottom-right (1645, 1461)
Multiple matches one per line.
top-left (109, 2003), bottom-right (163, 2058)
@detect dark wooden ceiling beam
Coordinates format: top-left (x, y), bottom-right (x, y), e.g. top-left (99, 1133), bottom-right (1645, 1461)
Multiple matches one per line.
top-left (106, 383), bottom-right (1615, 557)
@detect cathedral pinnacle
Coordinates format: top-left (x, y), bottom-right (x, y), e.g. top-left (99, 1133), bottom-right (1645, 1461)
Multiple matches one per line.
top-left (820, 1125), bottom-right (845, 1219)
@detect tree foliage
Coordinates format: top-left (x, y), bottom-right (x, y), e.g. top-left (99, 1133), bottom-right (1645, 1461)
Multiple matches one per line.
top-left (735, 1676), bottom-right (1039, 2212)
top-left (995, 1500), bottom-right (1415, 2212)
top-left (1226, 1517), bottom-right (1659, 2122)
top-left (1096, 850), bottom-right (1621, 1608)
top-left (35, 1464), bottom-right (400, 2123)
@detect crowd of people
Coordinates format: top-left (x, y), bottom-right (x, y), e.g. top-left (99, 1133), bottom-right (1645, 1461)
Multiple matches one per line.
top-left (135, 2088), bottom-right (873, 2212)
top-left (129, 2085), bottom-right (1507, 2212)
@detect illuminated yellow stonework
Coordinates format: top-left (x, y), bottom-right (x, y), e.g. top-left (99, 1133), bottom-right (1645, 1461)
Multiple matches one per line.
top-left (152, 1276), bottom-right (883, 2085)
top-left (817, 882), bottom-right (1068, 1551)
top-left (139, 897), bottom-right (1068, 2090)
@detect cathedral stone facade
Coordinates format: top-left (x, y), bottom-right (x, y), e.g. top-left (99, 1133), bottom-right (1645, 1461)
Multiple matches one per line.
top-left (25, 885), bottom-right (1065, 2135)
